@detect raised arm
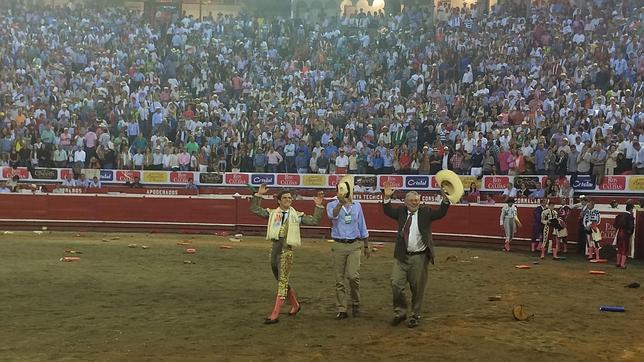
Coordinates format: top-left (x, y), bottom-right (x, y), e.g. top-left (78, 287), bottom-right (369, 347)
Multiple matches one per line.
top-left (429, 189), bottom-right (450, 221)
top-left (301, 191), bottom-right (325, 226)
top-left (250, 184), bottom-right (270, 219)
top-left (382, 185), bottom-right (400, 220)
top-left (429, 199), bottom-right (450, 221)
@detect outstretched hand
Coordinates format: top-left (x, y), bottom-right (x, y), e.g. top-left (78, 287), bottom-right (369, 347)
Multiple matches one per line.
top-left (383, 185), bottom-right (395, 199)
top-left (440, 188), bottom-right (450, 204)
top-left (257, 184), bottom-right (269, 195)
top-left (313, 191), bottom-right (325, 206)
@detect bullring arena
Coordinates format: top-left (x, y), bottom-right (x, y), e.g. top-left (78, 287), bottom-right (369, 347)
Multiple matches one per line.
top-left (1, 170), bottom-right (643, 360)
top-left (2, 0), bottom-right (644, 360)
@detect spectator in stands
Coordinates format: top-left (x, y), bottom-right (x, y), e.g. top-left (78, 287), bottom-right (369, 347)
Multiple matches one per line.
top-left (502, 183), bottom-right (518, 199)
top-left (76, 174), bottom-right (90, 188)
top-left (89, 176), bottom-right (101, 189)
top-left (634, 143), bottom-right (644, 175)
top-left (0, 182), bottom-right (11, 193)
top-left (125, 176), bottom-right (142, 188)
top-left (186, 179), bottom-right (198, 190)
top-left (61, 174), bottom-right (75, 187)
top-left (0, 0), bottom-right (639, 188)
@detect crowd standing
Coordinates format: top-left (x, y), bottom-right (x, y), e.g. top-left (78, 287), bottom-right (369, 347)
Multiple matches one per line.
top-left (0, 0), bottom-right (642, 190)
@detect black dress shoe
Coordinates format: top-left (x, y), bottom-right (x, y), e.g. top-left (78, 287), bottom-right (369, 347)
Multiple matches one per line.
top-left (390, 314), bottom-right (407, 326)
top-left (407, 316), bottom-right (420, 328)
top-left (352, 306), bottom-right (360, 317)
top-left (264, 318), bottom-right (279, 324)
top-left (336, 312), bottom-right (348, 320)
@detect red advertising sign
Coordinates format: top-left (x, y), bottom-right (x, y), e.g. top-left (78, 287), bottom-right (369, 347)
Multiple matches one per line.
top-left (553, 176), bottom-right (569, 187)
top-left (170, 171), bottom-right (195, 183)
top-left (277, 174), bottom-right (300, 186)
top-left (59, 168), bottom-right (74, 180)
top-left (115, 170), bottom-right (141, 182)
top-left (2, 167), bottom-right (29, 180)
top-left (379, 175), bottom-right (404, 188)
top-left (225, 173), bottom-right (249, 185)
top-left (484, 176), bottom-right (510, 190)
top-left (328, 174), bottom-right (342, 187)
top-left (598, 176), bottom-right (626, 191)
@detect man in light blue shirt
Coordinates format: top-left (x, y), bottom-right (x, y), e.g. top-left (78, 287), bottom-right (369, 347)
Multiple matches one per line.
top-left (326, 176), bottom-right (369, 320)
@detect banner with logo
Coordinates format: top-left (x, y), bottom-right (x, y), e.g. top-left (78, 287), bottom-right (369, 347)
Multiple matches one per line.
top-left (143, 171), bottom-right (169, 184)
top-left (2, 167), bottom-right (644, 194)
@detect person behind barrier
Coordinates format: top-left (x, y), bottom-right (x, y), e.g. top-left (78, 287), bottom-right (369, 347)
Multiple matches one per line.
top-left (541, 200), bottom-right (561, 260)
top-left (583, 199), bottom-right (602, 261)
top-left (500, 197), bottom-right (519, 252)
top-left (572, 195), bottom-right (589, 255)
top-left (531, 199), bottom-right (547, 252)
top-left (613, 201), bottom-right (635, 269)
top-left (250, 184), bottom-right (324, 324)
top-left (382, 186), bottom-right (450, 329)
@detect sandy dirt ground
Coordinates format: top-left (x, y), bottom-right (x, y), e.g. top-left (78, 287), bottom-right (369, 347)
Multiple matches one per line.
top-left (0, 231), bottom-right (643, 361)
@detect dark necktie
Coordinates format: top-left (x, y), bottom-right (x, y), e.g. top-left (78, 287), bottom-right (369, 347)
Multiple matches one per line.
top-left (281, 211), bottom-right (287, 226)
top-left (403, 212), bottom-right (414, 247)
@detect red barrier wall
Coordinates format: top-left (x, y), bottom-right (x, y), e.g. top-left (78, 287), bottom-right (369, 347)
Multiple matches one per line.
top-left (1, 193), bottom-right (638, 258)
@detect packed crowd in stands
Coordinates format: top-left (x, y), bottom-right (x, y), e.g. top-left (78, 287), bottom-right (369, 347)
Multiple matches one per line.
top-left (0, 0), bottom-right (643, 191)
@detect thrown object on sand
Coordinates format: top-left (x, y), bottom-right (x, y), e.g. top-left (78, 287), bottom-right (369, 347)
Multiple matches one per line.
top-left (326, 239), bottom-right (335, 243)
top-left (488, 295), bottom-right (502, 301)
top-left (228, 237), bottom-right (241, 242)
top-left (625, 283), bottom-right (640, 288)
top-left (515, 265), bottom-right (531, 269)
top-left (127, 244), bottom-right (138, 248)
top-left (183, 260), bottom-right (196, 264)
top-left (234, 233), bottom-right (243, 238)
top-left (186, 248), bottom-right (196, 254)
top-left (60, 256), bottom-right (80, 262)
top-left (65, 250), bottom-right (82, 254)
top-left (141, 245), bottom-right (150, 249)
top-left (589, 270), bottom-right (606, 275)
top-left (512, 305), bottom-right (533, 321)
top-left (219, 245), bottom-right (233, 249)
top-left (3, 231), bottom-right (14, 235)
top-left (600, 306), bottom-right (625, 312)
top-left (33, 231), bottom-right (44, 235)
top-left (445, 255), bottom-right (458, 262)
top-left (590, 259), bottom-right (608, 263)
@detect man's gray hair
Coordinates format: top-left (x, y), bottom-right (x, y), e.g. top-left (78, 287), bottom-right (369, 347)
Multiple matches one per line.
top-left (405, 191), bottom-right (420, 200)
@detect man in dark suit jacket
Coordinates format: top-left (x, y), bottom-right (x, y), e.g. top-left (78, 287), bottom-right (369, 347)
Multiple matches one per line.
top-left (382, 185), bottom-right (450, 328)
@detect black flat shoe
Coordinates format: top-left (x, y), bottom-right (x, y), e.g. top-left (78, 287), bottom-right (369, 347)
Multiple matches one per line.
top-left (264, 318), bottom-right (279, 324)
top-left (336, 312), bottom-right (348, 320)
top-left (407, 316), bottom-right (420, 328)
top-left (391, 314), bottom-right (407, 326)
top-left (289, 305), bottom-right (301, 316)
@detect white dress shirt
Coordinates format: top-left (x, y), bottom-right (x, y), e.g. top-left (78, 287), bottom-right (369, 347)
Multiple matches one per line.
top-left (406, 211), bottom-right (425, 252)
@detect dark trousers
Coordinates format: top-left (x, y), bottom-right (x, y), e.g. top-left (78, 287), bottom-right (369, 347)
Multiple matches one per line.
top-left (391, 254), bottom-right (429, 317)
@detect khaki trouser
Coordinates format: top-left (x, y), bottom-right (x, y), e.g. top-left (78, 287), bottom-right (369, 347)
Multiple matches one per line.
top-left (391, 253), bottom-right (429, 317)
top-left (332, 241), bottom-right (362, 313)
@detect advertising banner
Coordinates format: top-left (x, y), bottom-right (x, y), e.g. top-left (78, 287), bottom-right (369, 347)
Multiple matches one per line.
top-left (143, 171), bottom-right (170, 184)
top-left (199, 173), bottom-right (223, 185)
top-left (302, 174), bottom-right (326, 187)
